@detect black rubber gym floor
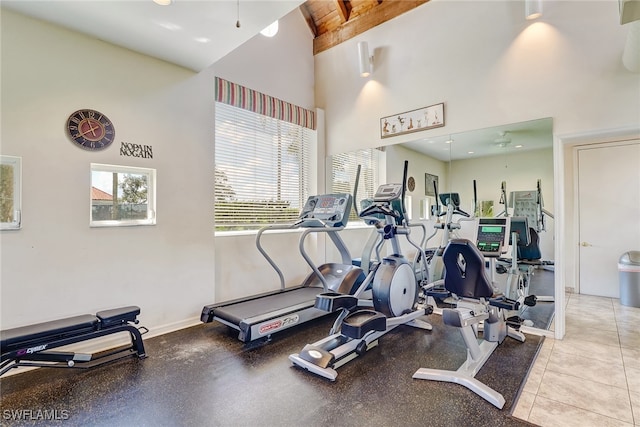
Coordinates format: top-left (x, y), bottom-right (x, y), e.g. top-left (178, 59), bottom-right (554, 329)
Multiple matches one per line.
top-left (1, 270), bottom-right (554, 426)
top-left (0, 305), bottom-right (545, 427)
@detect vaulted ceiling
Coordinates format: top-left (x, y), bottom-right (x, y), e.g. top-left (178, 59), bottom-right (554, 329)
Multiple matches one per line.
top-left (301, 0), bottom-right (428, 54)
top-left (1, 0), bottom-right (428, 71)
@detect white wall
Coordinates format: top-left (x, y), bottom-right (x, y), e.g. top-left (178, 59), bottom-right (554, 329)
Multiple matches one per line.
top-left (0, 7), bottom-right (319, 335)
top-left (0, 9), bottom-right (216, 332)
top-left (316, 1), bottom-right (639, 156)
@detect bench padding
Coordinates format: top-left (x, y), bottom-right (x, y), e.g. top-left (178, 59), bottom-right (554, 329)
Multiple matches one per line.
top-left (96, 306), bottom-right (140, 327)
top-left (1, 315), bottom-right (98, 351)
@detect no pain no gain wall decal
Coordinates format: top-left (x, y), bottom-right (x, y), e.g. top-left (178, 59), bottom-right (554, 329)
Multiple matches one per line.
top-left (120, 142), bottom-right (153, 159)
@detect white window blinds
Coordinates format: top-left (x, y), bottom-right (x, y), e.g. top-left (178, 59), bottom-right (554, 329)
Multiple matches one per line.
top-left (215, 102), bottom-right (313, 231)
top-left (330, 148), bottom-right (383, 221)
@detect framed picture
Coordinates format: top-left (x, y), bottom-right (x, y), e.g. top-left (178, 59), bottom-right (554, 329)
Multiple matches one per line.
top-left (425, 173), bottom-right (438, 197)
top-left (479, 200), bottom-right (494, 217)
top-left (380, 102), bottom-right (444, 139)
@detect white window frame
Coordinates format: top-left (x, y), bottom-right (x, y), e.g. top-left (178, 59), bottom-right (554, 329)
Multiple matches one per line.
top-left (0, 155), bottom-right (22, 230)
top-left (90, 163), bottom-right (156, 228)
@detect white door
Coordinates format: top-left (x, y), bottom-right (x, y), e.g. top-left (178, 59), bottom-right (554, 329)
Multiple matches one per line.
top-left (578, 141), bottom-right (640, 297)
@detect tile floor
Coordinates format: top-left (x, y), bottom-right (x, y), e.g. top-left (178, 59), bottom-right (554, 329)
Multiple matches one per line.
top-left (513, 293), bottom-right (640, 426)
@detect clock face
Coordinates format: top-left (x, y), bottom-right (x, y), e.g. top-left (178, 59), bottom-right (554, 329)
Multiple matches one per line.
top-left (407, 176), bottom-right (416, 192)
top-left (66, 109), bottom-right (115, 151)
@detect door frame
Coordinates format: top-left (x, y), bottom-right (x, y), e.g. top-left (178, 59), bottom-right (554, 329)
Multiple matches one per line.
top-left (556, 126), bottom-right (640, 340)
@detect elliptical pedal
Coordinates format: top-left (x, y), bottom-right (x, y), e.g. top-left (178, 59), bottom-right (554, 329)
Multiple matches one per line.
top-left (506, 315), bottom-right (525, 330)
top-left (341, 310), bottom-right (387, 339)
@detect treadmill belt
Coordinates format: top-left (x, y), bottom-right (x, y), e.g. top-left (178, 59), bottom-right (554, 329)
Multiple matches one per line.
top-left (214, 287), bottom-right (323, 325)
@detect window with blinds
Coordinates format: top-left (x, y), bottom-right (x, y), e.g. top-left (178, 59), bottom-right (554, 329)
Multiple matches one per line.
top-left (329, 148), bottom-right (384, 222)
top-left (215, 102), bottom-right (313, 232)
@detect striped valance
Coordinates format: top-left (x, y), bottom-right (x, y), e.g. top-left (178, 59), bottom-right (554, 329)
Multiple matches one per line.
top-left (215, 77), bottom-right (316, 130)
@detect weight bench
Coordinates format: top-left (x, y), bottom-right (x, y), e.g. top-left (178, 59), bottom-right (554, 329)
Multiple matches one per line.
top-left (1, 306), bottom-right (147, 377)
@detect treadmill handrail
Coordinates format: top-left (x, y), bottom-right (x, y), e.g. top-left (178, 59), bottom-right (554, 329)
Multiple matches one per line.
top-left (256, 223), bottom-right (300, 290)
top-left (299, 225), bottom-right (348, 292)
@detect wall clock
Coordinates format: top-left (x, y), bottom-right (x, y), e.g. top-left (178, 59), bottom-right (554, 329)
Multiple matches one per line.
top-left (407, 176), bottom-right (416, 192)
top-left (66, 109), bottom-right (115, 151)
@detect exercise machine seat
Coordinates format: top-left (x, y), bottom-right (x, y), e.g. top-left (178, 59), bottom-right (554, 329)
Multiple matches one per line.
top-left (442, 239), bottom-right (494, 299)
top-left (518, 227), bottom-right (542, 261)
top-left (414, 239), bottom-right (525, 409)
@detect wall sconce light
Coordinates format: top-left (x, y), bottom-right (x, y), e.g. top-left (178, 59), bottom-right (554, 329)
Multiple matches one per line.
top-left (358, 41), bottom-right (373, 77)
top-left (525, 0), bottom-right (543, 20)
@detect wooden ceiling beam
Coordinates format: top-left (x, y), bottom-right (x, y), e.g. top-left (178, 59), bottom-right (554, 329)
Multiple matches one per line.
top-left (333, 0), bottom-right (350, 23)
top-left (300, 3), bottom-right (318, 37)
top-left (312, 0), bottom-right (429, 55)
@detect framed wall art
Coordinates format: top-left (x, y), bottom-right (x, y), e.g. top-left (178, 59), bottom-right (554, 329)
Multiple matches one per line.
top-left (425, 173), bottom-right (438, 197)
top-left (380, 102), bottom-right (444, 139)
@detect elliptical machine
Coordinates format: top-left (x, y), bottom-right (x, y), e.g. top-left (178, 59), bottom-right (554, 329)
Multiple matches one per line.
top-left (289, 161), bottom-right (433, 381)
top-left (424, 180), bottom-right (476, 284)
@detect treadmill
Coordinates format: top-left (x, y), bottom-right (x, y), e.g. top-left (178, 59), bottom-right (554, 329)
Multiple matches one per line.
top-left (201, 193), bottom-right (365, 342)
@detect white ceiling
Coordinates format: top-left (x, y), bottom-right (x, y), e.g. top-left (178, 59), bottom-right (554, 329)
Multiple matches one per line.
top-left (1, 0), bottom-right (305, 72)
top-left (401, 117), bottom-right (553, 162)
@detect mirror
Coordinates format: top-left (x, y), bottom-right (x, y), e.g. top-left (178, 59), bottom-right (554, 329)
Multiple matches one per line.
top-left (331, 117), bottom-right (555, 332)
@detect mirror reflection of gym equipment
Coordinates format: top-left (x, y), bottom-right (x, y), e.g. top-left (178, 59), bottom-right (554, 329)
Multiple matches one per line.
top-left (387, 117), bottom-right (555, 333)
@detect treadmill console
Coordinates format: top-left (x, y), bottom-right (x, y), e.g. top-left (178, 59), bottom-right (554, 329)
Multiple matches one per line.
top-left (476, 217), bottom-right (509, 257)
top-left (373, 183), bottom-right (403, 202)
top-left (298, 194), bottom-right (353, 228)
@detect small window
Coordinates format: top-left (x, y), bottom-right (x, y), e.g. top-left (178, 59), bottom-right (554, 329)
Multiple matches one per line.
top-left (90, 164), bottom-right (156, 227)
top-left (0, 155), bottom-right (22, 230)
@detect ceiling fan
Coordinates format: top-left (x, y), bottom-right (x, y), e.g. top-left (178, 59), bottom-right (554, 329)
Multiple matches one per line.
top-left (494, 131), bottom-right (512, 147)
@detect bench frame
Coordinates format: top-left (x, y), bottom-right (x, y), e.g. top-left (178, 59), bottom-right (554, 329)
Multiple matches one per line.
top-left (1, 307), bottom-right (147, 377)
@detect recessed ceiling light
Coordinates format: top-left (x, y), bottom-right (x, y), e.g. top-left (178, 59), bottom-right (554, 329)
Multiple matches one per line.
top-left (194, 37), bottom-right (211, 43)
top-left (468, 151), bottom-right (474, 154)
top-left (260, 21), bottom-right (279, 37)
top-left (153, 0), bottom-right (172, 5)
top-left (515, 145), bottom-right (523, 148)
